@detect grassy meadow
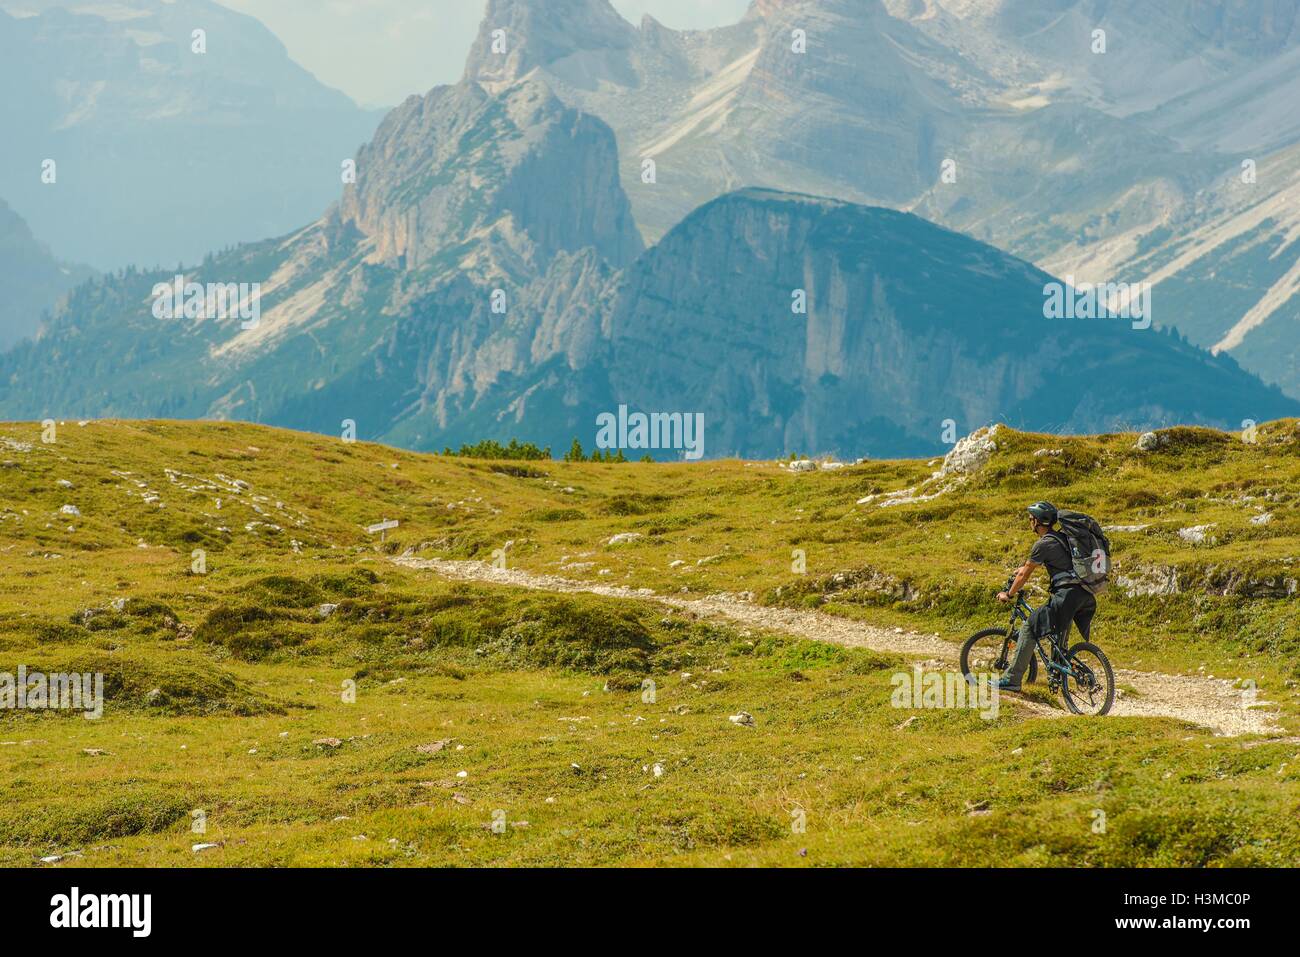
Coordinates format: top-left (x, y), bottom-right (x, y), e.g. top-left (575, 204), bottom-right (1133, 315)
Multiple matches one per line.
top-left (0, 418), bottom-right (1297, 866)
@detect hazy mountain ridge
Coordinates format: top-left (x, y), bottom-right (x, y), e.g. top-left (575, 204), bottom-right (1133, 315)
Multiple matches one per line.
top-left (0, 197), bottom-right (92, 351)
top-left (0, 0), bottom-right (383, 270)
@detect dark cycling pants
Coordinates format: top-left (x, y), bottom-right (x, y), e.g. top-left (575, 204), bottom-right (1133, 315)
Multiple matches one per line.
top-left (1006, 585), bottom-right (1097, 684)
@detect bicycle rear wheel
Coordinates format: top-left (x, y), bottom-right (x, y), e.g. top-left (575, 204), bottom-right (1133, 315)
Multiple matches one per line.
top-left (1061, 642), bottom-right (1115, 716)
top-left (960, 628), bottom-right (1037, 685)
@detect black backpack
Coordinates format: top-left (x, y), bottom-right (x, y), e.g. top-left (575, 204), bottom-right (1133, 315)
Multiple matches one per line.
top-left (1052, 510), bottom-right (1112, 595)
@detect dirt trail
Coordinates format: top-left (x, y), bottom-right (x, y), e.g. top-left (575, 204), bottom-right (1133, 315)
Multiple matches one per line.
top-left (393, 556), bottom-right (1285, 738)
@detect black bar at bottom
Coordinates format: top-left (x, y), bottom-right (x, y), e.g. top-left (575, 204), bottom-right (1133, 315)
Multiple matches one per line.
top-left (0, 866), bottom-right (1283, 941)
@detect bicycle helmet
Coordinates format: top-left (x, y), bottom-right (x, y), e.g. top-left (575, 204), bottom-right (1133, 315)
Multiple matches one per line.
top-left (1027, 501), bottom-right (1058, 526)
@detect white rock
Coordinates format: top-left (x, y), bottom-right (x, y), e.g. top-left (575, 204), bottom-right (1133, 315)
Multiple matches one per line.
top-left (728, 711), bottom-right (755, 727)
top-left (607, 533), bottom-right (642, 546)
top-left (1250, 513), bottom-right (1273, 526)
top-left (1136, 432), bottom-right (1161, 451)
top-left (1114, 565), bottom-right (1180, 596)
top-left (59, 504), bottom-right (80, 516)
top-left (191, 843), bottom-right (220, 853)
top-left (318, 603), bottom-right (339, 618)
top-left (1178, 524), bottom-right (1217, 545)
top-left (940, 425), bottom-right (1000, 476)
top-left (788, 460), bottom-right (817, 472)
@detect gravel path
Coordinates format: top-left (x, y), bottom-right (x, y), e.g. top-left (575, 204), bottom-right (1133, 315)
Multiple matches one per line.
top-left (393, 556), bottom-right (1285, 738)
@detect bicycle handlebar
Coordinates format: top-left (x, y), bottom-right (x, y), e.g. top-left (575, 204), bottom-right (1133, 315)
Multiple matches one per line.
top-left (1000, 577), bottom-right (1033, 613)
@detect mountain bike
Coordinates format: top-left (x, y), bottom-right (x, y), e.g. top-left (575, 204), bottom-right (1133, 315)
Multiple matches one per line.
top-left (959, 578), bottom-right (1115, 716)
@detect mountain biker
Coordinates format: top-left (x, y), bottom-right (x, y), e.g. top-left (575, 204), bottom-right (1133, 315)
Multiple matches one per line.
top-left (995, 501), bottom-right (1097, 692)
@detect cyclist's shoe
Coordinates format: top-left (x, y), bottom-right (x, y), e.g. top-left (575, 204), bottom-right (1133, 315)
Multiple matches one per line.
top-left (996, 677), bottom-right (1022, 693)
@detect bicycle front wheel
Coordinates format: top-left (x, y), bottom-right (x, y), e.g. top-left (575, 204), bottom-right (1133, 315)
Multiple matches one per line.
top-left (960, 628), bottom-right (1037, 685)
top-left (1061, 642), bottom-right (1115, 716)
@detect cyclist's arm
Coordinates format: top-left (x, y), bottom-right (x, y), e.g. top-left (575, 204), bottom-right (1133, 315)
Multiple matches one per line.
top-left (1008, 561), bottom-right (1039, 596)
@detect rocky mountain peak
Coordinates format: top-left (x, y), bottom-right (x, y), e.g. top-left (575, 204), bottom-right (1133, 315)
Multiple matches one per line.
top-left (745, 0), bottom-right (806, 19)
top-left (464, 0), bottom-right (637, 90)
top-left (340, 76), bottom-right (642, 277)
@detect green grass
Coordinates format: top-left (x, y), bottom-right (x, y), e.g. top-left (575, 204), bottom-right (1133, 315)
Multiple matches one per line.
top-left (1, 418), bottom-right (1298, 866)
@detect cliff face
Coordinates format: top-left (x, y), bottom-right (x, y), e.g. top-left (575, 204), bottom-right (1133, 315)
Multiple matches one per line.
top-left (339, 79), bottom-right (641, 276)
top-left (598, 191), bottom-right (1037, 456)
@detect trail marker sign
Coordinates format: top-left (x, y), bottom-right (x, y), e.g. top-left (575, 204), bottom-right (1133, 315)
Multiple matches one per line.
top-left (366, 519), bottom-right (399, 542)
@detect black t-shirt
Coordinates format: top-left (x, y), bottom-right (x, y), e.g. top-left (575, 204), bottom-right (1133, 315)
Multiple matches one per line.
top-left (1029, 531), bottom-right (1074, 580)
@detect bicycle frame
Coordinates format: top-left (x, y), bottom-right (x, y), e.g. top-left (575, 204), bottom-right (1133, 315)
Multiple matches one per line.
top-left (1008, 594), bottom-right (1032, 627)
top-left (1005, 586), bottom-right (1091, 685)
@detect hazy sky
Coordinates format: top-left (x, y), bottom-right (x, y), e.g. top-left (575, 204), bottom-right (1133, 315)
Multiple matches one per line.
top-left (215, 0), bottom-right (753, 108)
